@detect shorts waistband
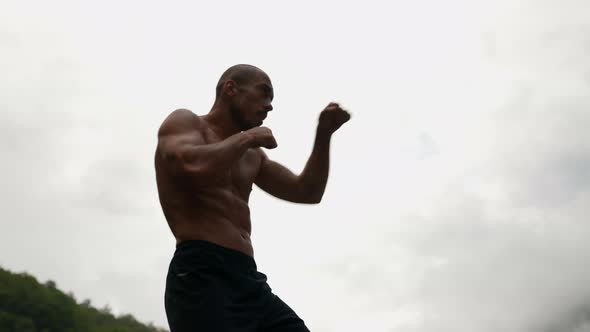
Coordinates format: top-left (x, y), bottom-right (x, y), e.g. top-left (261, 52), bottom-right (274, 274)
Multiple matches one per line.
top-left (175, 240), bottom-right (257, 271)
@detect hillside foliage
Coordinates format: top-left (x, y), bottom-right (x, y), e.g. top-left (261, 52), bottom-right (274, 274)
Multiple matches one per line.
top-left (0, 267), bottom-right (168, 332)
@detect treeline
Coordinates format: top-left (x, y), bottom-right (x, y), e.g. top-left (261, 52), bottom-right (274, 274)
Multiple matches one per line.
top-left (0, 266), bottom-right (168, 332)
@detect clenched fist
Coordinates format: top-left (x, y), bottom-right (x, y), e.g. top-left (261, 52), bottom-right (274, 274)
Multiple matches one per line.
top-left (244, 126), bottom-right (278, 149)
top-left (318, 102), bottom-right (351, 135)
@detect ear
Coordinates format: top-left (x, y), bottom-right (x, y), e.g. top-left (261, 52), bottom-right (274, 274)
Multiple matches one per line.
top-left (224, 80), bottom-right (237, 97)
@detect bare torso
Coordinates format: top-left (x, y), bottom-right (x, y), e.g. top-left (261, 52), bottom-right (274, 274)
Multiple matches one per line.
top-left (155, 115), bottom-right (262, 257)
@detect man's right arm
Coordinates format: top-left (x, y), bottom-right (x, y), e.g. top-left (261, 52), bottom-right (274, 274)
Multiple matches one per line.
top-left (157, 109), bottom-right (276, 185)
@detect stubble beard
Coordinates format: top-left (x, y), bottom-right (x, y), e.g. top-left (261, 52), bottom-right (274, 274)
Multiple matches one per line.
top-left (229, 104), bottom-right (255, 131)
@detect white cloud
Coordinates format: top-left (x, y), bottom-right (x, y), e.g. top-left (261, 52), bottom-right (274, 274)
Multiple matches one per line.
top-left (1, 0), bottom-right (589, 331)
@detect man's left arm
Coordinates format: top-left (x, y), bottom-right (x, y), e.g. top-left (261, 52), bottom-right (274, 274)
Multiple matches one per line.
top-left (254, 102), bottom-right (350, 204)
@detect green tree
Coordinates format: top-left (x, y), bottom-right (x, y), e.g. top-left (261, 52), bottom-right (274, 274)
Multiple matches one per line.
top-left (0, 266), bottom-right (168, 332)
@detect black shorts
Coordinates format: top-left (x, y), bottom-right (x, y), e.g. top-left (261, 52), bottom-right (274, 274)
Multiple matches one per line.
top-left (165, 240), bottom-right (310, 332)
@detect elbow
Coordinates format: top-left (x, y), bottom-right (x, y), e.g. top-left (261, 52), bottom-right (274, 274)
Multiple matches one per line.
top-left (308, 196), bottom-right (322, 204)
top-left (178, 161), bottom-right (204, 177)
top-left (169, 154), bottom-right (218, 183)
top-left (298, 195), bottom-right (322, 204)
top-left (168, 152), bottom-right (202, 177)
top-left (299, 182), bottom-right (324, 204)
top-left (308, 192), bottom-right (323, 204)
top-left (182, 164), bottom-right (224, 185)
top-left (302, 188), bottom-right (323, 204)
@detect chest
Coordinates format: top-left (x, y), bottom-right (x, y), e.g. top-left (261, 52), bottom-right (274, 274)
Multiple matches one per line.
top-left (203, 128), bottom-right (262, 193)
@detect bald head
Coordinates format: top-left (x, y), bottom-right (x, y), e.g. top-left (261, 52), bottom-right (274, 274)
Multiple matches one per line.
top-left (211, 64), bottom-right (274, 130)
top-left (215, 64), bottom-right (268, 100)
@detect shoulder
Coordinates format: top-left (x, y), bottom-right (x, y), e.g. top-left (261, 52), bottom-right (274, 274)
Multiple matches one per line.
top-left (158, 108), bottom-right (204, 138)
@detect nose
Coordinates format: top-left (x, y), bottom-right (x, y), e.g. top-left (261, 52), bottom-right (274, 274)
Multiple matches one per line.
top-left (263, 103), bottom-right (273, 112)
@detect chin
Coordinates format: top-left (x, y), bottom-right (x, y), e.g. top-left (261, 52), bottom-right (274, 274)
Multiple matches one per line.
top-left (250, 119), bottom-right (264, 128)
top-left (241, 122), bottom-right (258, 131)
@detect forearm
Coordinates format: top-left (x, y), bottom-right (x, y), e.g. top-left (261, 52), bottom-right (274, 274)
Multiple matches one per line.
top-left (181, 132), bottom-right (252, 178)
top-left (298, 128), bottom-right (332, 202)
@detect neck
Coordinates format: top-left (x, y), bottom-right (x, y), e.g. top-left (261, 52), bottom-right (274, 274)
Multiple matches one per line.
top-left (204, 102), bottom-right (242, 139)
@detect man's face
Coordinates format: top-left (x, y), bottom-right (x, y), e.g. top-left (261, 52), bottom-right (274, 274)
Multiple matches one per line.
top-left (229, 74), bottom-right (274, 130)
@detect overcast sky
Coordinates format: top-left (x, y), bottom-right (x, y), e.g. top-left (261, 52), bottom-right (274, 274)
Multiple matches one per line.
top-left (2, 0), bottom-right (590, 331)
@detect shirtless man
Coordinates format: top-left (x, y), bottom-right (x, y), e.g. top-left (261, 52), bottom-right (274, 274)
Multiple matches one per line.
top-left (155, 64), bottom-right (350, 332)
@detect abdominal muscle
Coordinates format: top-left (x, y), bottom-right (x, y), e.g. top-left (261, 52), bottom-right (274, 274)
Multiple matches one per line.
top-left (171, 217), bottom-right (254, 257)
top-left (155, 142), bottom-right (260, 257)
top-left (160, 187), bottom-right (255, 257)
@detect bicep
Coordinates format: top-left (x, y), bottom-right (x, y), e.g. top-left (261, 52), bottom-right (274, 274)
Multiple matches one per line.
top-left (157, 110), bottom-right (206, 175)
top-left (158, 133), bottom-right (205, 171)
